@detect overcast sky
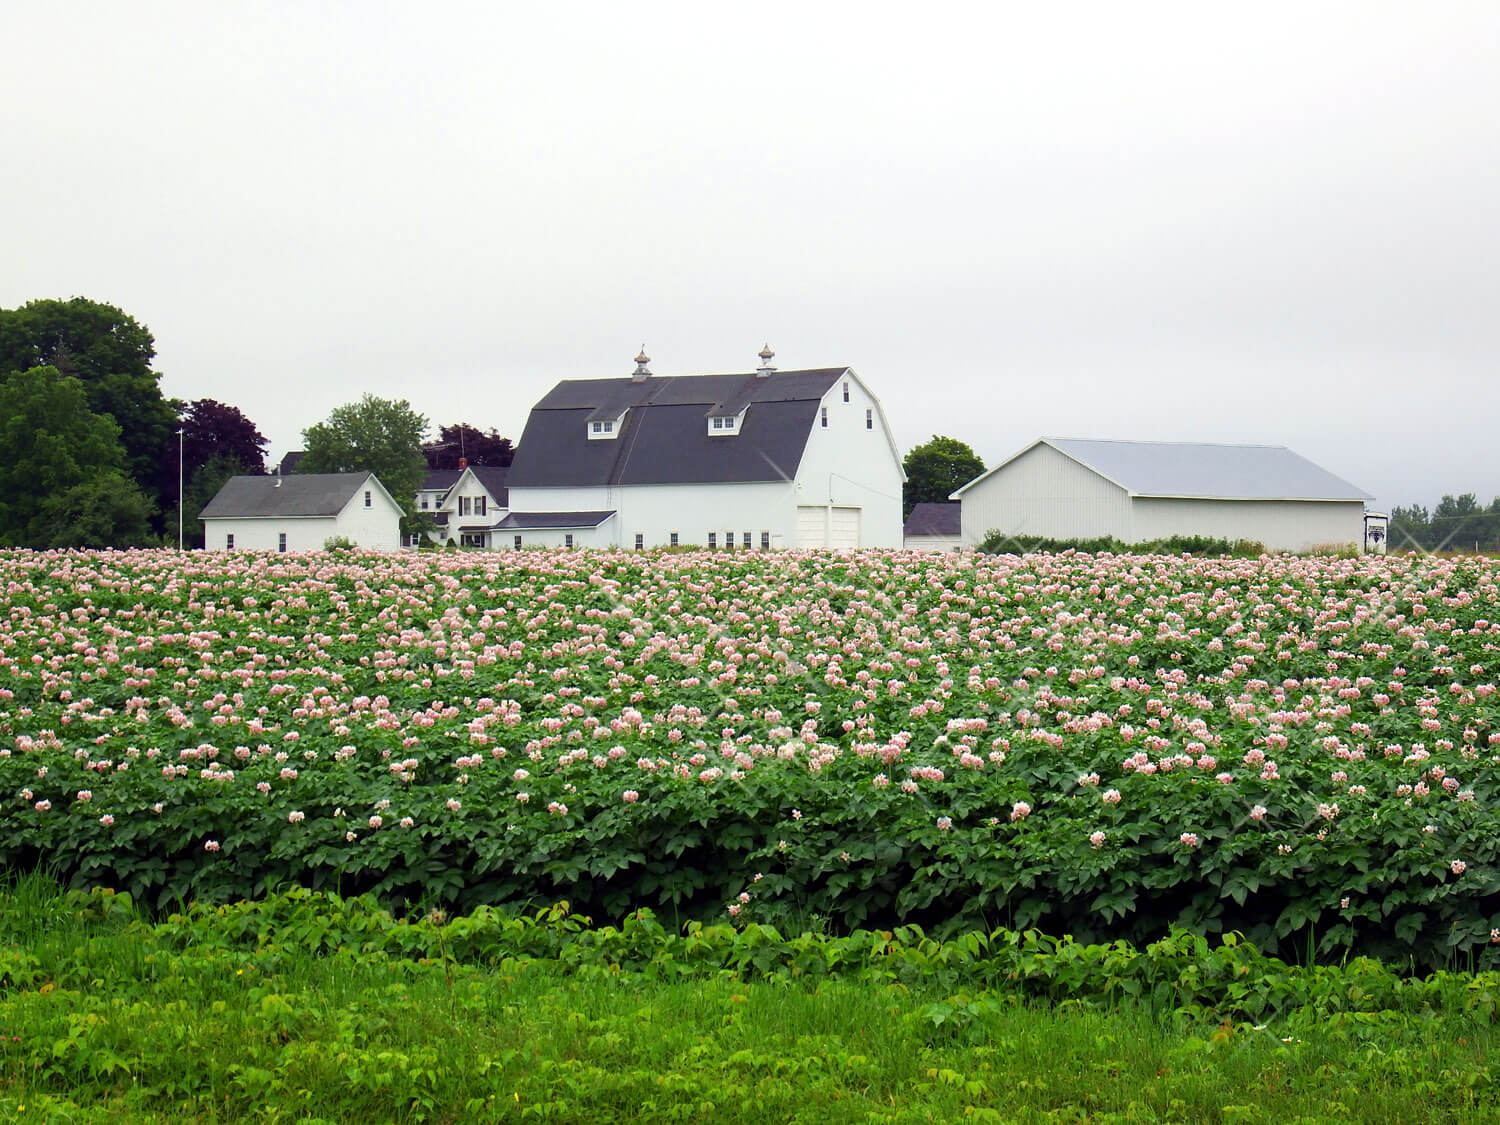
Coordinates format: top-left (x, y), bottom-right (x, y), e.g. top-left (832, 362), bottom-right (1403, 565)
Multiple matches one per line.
top-left (5, 2), bottom-right (1497, 512)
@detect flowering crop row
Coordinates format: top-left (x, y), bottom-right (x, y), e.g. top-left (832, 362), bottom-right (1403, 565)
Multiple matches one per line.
top-left (2, 547), bottom-right (1500, 965)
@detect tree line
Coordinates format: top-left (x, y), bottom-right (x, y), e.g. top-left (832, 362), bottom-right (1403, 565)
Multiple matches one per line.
top-left (0, 297), bottom-right (514, 549)
top-left (1389, 496), bottom-right (1500, 553)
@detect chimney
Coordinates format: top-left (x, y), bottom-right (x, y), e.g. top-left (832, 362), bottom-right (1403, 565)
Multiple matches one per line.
top-left (632, 345), bottom-right (652, 382)
top-left (755, 343), bottom-right (776, 378)
top-left (457, 456), bottom-right (468, 470)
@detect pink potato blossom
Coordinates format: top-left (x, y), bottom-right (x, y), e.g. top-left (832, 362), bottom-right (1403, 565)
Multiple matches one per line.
top-left (288, 810), bottom-right (305, 823)
top-left (1089, 830), bottom-right (1106, 848)
top-left (204, 840), bottom-right (220, 852)
top-left (622, 790), bottom-right (639, 803)
top-left (1180, 833), bottom-right (1199, 849)
top-left (1451, 860), bottom-right (1467, 875)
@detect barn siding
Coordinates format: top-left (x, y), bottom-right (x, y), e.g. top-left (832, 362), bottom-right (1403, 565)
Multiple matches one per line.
top-left (958, 443), bottom-right (1132, 547)
top-left (1129, 498), bottom-right (1365, 553)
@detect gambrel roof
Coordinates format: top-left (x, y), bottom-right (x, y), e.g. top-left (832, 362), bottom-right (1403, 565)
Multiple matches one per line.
top-left (952, 439), bottom-right (1372, 502)
top-left (507, 369), bottom-right (849, 488)
top-left (200, 472), bottom-right (396, 519)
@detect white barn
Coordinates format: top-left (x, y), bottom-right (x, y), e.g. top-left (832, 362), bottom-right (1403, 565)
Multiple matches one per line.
top-left (501, 348), bottom-right (905, 549)
top-left (199, 472), bottom-right (402, 552)
top-left (951, 438), bottom-right (1374, 553)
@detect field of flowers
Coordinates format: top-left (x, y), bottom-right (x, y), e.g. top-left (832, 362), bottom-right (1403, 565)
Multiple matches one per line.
top-left (2, 547), bottom-right (1499, 966)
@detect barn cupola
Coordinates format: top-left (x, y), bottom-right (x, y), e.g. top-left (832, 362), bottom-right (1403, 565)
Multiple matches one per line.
top-left (632, 346), bottom-right (652, 382)
top-left (755, 343), bottom-right (775, 378)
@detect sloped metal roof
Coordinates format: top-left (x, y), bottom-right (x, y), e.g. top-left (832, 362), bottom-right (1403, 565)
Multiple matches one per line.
top-left (954, 439), bottom-right (1372, 502)
top-left (199, 473), bottom-right (381, 519)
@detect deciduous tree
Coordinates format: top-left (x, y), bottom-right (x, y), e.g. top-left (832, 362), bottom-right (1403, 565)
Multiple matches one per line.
top-left (175, 399), bottom-right (269, 479)
top-left (0, 298), bottom-right (177, 505)
top-left (299, 394), bottom-right (428, 527)
top-left (902, 436), bottom-right (985, 516)
top-left (423, 423), bottom-right (515, 469)
top-left (0, 366), bottom-right (132, 546)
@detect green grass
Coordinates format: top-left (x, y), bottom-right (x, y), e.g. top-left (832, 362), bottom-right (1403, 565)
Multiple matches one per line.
top-left (0, 873), bottom-right (1496, 1122)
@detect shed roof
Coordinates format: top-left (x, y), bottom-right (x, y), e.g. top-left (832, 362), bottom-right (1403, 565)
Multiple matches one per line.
top-left (953, 439), bottom-right (1372, 502)
top-left (904, 503), bottom-right (961, 537)
top-left (496, 511), bottom-right (616, 530)
top-left (200, 473), bottom-right (387, 519)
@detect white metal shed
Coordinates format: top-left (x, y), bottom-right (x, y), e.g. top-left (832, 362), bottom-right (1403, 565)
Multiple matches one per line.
top-left (950, 438), bottom-right (1374, 553)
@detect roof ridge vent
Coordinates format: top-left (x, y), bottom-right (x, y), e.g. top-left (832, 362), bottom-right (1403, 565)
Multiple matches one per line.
top-left (632, 345), bottom-right (651, 382)
top-left (755, 343), bottom-right (775, 377)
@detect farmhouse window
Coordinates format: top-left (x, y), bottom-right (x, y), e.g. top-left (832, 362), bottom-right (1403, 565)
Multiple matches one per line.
top-left (565, 534), bottom-right (574, 549)
top-left (866, 409), bottom-right (873, 429)
top-left (476, 496), bottom-right (486, 516)
top-left (513, 535), bottom-right (523, 549)
top-left (821, 407), bottom-right (828, 428)
top-left (742, 532), bottom-right (751, 549)
top-left (760, 531), bottom-right (770, 550)
top-left (670, 532), bottom-right (679, 547)
top-left (708, 532), bottom-right (717, 549)
top-left (226, 534), bottom-right (234, 550)
top-left (364, 490), bottom-right (372, 508)
top-left (635, 533), bottom-right (644, 550)
top-left (278, 533), bottom-right (287, 553)
top-left (843, 381), bottom-right (849, 402)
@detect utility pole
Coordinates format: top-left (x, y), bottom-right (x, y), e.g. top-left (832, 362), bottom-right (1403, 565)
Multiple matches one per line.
top-left (177, 427), bottom-right (185, 551)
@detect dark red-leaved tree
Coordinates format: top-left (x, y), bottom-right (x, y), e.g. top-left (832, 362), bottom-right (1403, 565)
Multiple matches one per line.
top-left (423, 423), bottom-right (515, 469)
top-left (172, 399), bottom-right (269, 481)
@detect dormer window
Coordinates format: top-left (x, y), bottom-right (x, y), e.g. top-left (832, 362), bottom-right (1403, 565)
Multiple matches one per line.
top-left (707, 411), bottom-right (743, 436)
top-left (588, 412), bottom-right (625, 440)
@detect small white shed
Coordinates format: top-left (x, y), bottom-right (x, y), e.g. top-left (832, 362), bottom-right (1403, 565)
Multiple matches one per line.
top-left (951, 438), bottom-right (1374, 553)
top-left (903, 503), bottom-right (963, 552)
top-left (199, 472), bottom-right (402, 552)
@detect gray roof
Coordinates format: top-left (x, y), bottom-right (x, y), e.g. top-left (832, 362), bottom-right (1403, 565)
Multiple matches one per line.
top-left (276, 451), bottom-right (304, 475)
top-left (904, 502), bottom-right (961, 537)
top-left (496, 511), bottom-right (616, 530)
top-left (507, 369), bottom-right (848, 488)
top-left (468, 465), bottom-right (510, 505)
top-left (955, 438), bottom-right (1372, 502)
top-left (200, 473), bottom-right (382, 519)
top-left (420, 469), bottom-right (462, 492)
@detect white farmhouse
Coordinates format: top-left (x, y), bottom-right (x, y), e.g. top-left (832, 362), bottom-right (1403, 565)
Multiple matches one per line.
top-left (501, 348), bottom-right (904, 549)
top-left (199, 472), bottom-right (402, 552)
top-left (951, 438), bottom-right (1374, 553)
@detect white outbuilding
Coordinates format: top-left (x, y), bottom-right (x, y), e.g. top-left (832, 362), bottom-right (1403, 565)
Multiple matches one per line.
top-left (199, 472), bottom-right (402, 552)
top-left (903, 503), bottom-right (963, 552)
top-left (950, 438), bottom-right (1374, 553)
